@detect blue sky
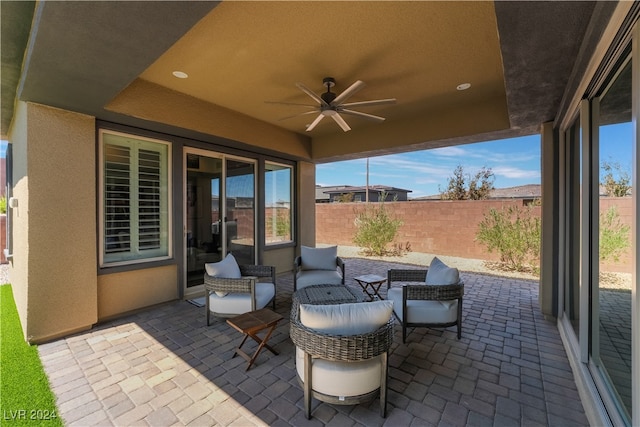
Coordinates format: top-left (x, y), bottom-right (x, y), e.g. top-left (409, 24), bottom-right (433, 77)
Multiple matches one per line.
top-left (316, 122), bottom-right (633, 199)
top-left (317, 135), bottom-right (542, 198)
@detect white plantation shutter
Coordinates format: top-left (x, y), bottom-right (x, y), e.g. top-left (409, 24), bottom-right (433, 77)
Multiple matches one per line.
top-left (138, 149), bottom-right (161, 250)
top-left (104, 144), bottom-right (131, 254)
top-left (101, 131), bottom-right (171, 266)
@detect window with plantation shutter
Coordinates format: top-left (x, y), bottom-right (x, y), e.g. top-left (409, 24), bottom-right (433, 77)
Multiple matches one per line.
top-left (100, 130), bottom-right (171, 267)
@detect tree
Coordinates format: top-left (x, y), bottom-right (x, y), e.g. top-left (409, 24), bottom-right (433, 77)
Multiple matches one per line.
top-left (601, 160), bottom-right (631, 197)
top-left (334, 192), bottom-right (355, 203)
top-left (440, 165), bottom-right (495, 200)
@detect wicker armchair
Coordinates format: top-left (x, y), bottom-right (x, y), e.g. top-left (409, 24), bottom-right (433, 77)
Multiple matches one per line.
top-left (290, 300), bottom-right (393, 419)
top-left (293, 246), bottom-right (345, 291)
top-left (204, 264), bottom-right (276, 325)
top-left (387, 268), bottom-right (464, 343)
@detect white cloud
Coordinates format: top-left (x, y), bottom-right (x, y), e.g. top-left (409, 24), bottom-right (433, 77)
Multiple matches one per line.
top-left (431, 146), bottom-right (469, 157)
top-left (493, 166), bottom-right (541, 180)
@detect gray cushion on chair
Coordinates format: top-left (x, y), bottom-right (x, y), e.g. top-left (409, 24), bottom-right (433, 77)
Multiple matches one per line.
top-left (204, 253), bottom-right (241, 278)
top-left (426, 257), bottom-right (459, 285)
top-left (300, 246), bottom-right (338, 270)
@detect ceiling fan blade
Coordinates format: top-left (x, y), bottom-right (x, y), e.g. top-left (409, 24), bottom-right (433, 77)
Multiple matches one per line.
top-left (331, 113), bottom-right (352, 132)
top-left (265, 100), bottom-right (317, 108)
top-left (278, 110), bottom-right (320, 121)
top-left (331, 80), bottom-right (366, 106)
top-left (341, 98), bottom-right (397, 108)
top-left (340, 109), bottom-right (386, 122)
top-left (296, 82), bottom-right (329, 107)
top-left (306, 114), bottom-right (325, 132)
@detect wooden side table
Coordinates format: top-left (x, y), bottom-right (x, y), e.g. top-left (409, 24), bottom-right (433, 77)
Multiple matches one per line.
top-left (354, 274), bottom-right (387, 301)
top-left (226, 308), bottom-right (284, 370)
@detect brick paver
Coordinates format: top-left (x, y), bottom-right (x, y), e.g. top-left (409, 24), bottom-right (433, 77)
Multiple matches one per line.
top-left (38, 258), bottom-right (589, 426)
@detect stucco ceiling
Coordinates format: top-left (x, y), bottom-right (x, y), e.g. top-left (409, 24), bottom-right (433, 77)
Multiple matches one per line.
top-left (1, 1), bottom-right (608, 162)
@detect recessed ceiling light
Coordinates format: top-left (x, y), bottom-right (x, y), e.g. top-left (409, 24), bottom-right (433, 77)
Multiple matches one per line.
top-left (172, 71), bottom-right (188, 79)
top-left (456, 83), bottom-right (471, 91)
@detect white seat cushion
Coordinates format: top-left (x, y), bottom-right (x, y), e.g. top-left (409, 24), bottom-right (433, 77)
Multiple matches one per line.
top-left (300, 300), bottom-right (394, 335)
top-left (296, 348), bottom-right (383, 397)
top-left (208, 282), bottom-right (275, 316)
top-left (295, 270), bottom-right (342, 289)
top-left (388, 287), bottom-right (458, 324)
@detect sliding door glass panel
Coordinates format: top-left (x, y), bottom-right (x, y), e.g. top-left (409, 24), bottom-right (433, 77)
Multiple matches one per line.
top-left (186, 153), bottom-right (223, 288)
top-left (265, 162), bottom-right (293, 244)
top-left (564, 119), bottom-right (581, 337)
top-left (596, 57), bottom-right (632, 420)
top-left (225, 158), bottom-right (255, 265)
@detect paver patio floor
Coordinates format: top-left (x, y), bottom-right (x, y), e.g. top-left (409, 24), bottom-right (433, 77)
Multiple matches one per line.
top-left (38, 258), bottom-right (588, 426)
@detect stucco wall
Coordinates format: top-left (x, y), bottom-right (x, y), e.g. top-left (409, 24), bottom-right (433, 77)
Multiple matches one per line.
top-left (98, 265), bottom-right (178, 320)
top-left (10, 102), bottom-right (97, 342)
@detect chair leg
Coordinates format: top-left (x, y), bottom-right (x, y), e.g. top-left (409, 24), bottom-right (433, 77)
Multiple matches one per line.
top-left (380, 352), bottom-right (388, 418)
top-left (304, 352), bottom-right (312, 419)
top-left (206, 291), bottom-right (211, 326)
top-left (402, 324), bottom-right (407, 344)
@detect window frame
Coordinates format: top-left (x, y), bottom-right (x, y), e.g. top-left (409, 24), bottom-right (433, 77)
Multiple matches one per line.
top-left (98, 129), bottom-right (173, 268)
top-left (264, 160), bottom-right (294, 246)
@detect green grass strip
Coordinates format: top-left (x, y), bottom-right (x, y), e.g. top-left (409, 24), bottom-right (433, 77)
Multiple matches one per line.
top-left (1, 285), bottom-right (63, 426)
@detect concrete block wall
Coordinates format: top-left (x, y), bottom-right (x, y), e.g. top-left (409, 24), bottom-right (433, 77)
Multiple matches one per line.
top-left (317, 198), bottom-right (633, 273)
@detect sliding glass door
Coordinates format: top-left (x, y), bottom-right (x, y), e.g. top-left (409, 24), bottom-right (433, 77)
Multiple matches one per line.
top-left (184, 149), bottom-right (256, 293)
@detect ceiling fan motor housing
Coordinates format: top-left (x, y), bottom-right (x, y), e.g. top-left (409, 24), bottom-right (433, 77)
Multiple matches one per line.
top-left (321, 77), bottom-right (337, 105)
top-left (321, 91), bottom-right (337, 105)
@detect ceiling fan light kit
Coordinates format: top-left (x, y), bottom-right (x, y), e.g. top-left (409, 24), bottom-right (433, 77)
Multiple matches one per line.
top-left (269, 77), bottom-right (396, 132)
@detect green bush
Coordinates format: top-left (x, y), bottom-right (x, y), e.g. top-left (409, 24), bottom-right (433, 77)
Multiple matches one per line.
top-left (353, 196), bottom-right (403, 256)
top-left (0, 196), bottom-right (6, 214)
top-left (599, 205), bottom-right (630, 262)
top-left (476, 204), bottom-right (540, 272)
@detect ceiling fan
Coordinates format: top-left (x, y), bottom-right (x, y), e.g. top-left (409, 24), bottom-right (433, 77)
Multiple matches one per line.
top-left (267, 77), bottom-right (396, 132)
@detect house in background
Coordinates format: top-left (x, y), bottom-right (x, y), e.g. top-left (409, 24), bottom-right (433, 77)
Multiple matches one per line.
top-left (316, 185), bottom-right (412, 203)
top-left (414, 184), bottom-right (542, 203)
top-left (1, 2), bottom-right (638, 425)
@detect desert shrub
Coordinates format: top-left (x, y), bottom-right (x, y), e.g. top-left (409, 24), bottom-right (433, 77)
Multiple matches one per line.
top-left (353, 196), bottom-right (403, 256)
top-left (599, 205), bottom-right (630, 262)
top-left (476, 204), bottom-right (540, 272)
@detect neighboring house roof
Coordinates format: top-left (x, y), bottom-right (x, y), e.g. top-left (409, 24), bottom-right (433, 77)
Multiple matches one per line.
top-left (413, 184), bottom-right (541, 200)
top-left (322, 185), bottom-right (412, 195)
top-left (315, 185), bottom-right (354, 201)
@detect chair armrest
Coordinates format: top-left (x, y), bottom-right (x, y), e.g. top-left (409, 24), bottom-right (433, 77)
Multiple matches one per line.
top-left (387, 269), bottom-right (428, 289)
top-left (203, 274), bottom-right (257, 294)
top-left (403, 282), bottom-right (464, 301)
top-left (239, 264), bottom-right (276, 283)
top-left (290, 318), bottom-right (393, 361)
top-left (336, 257), bottom-right (345, 284)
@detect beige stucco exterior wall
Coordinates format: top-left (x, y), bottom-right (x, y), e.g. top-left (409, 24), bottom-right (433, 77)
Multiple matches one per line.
top-left (540, 122), bottom-right (555, 319)
top-left (9, 102), bottom-right (97, 343)
top-left (297, 161), bottom-right (316, 250)
top-left (263, 246), bottom-right (295, 274)
top-left (97, 265), bottom-right (178, 320)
